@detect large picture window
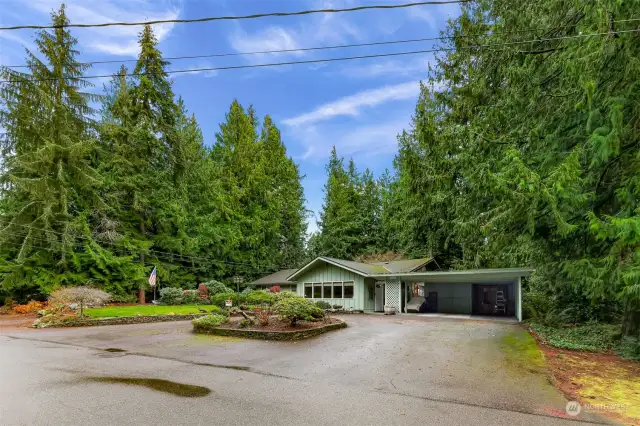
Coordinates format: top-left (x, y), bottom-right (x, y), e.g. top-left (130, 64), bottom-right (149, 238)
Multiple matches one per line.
top-left (343, 282), bottom-right (354, 299)
top-left (333, 282), bottom-right (343, 298)
top-left (302, 281), bottom-right (355, 299)
top-left (323, 283), bottom-right (333, 298)
top-left (313, 283), bottom-right (322, 298)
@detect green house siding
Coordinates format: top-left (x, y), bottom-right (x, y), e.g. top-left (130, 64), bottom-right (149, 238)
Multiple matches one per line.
top-left (294, 262), bottom-right (365, 310)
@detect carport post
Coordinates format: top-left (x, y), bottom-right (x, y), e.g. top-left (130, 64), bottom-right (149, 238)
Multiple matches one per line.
top-left (404, 282), bottom-right (408, 313)
top-left (517, 276), bottom-right (522, 322)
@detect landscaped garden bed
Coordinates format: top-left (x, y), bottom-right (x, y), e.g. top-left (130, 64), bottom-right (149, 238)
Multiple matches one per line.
top-left (34, 313), bottom-right (211, 328)
top-left (193, 316), bottom-right (346, 340)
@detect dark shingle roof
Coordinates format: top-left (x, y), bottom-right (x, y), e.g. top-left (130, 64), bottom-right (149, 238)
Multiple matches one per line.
top-left (250, 269), bottom-right (298, 286)
top-left (370, 258), bottom-right (433, 273)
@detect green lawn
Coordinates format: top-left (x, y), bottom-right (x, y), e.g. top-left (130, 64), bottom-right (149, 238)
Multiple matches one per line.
top-left (85, 304), bottom-right (221, 318)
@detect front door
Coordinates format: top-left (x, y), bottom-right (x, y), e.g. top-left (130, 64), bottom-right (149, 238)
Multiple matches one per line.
top-left (375, 283), bottom-right (384, 312)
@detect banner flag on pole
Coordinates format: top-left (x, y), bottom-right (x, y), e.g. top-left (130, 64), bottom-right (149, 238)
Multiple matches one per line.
top-left (148, 266), bottom-right (157, 287)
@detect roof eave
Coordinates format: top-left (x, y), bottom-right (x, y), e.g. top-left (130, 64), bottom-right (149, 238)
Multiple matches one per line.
top-left (287, 256), bottom-right (370, 280)
top-left (369, 267), bottom-right (534, 280)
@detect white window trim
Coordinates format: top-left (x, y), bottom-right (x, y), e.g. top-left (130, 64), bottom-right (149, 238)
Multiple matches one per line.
top-left (303, 281), bottom-right (354, 300)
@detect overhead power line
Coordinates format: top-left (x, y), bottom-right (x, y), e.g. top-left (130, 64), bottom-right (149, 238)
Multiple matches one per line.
top-left (1, 28), bottom-right (638, 84)
top-left (0, 0), bottom-right (471, 31)
top-left (4, 19), bottom-right (627, 69)
top-left (0, 221), bottom-right (278, 271)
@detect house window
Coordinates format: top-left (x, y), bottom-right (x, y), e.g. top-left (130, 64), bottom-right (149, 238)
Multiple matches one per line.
top-left (343, 282), bottom-right (354, 299)
top-left (304, 284), bottom-right (312, 298)
top-left (313, 283), bottom-right (322, 298)
top-left (323, 283), bottom-right (333, 298)
top-left (333, 282), bottom-right (343, 298)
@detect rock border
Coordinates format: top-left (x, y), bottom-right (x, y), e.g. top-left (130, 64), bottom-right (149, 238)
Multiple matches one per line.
top-left (34, 313), bottom-right (209, 328)
top-left (193, 319), bottom-right (347, 340)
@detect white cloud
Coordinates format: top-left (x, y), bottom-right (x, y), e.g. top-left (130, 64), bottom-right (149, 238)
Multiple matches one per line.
top-left (19, 0), bottom-right (180, 57)
top-left (408, 8), bottom-right (437, 28)
top-left (228, 0), bottom-right (364, 64)
top-left (283, 81), bottom-right (420, 127)
top-left (339, 57), bottom-right (432, 78)
top-left (170, 63), bottom-right (217, 79)
top-left (408, 3), bottom-right (462, 27)
top-left (230, 26), bottom-right (302, 56)
top-left (291, 117), bottom-right (409, 161)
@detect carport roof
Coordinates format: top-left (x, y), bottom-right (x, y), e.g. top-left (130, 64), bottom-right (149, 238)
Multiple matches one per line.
top-left (369, 267), bottom-right (533, 282)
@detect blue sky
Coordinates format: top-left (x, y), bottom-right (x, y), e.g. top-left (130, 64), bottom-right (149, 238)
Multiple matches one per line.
top-left (0, 0), bottom-right (459, 234)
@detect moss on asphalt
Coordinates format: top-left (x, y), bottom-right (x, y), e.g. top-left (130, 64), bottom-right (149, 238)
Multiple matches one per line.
top-left (500, 326), bottom-right (546, 374)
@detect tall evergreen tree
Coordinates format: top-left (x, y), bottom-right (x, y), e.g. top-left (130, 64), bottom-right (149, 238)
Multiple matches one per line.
top-left (393, 0), bottom-right (640, 333)
top-left (260, 115), bottom-right (307, 268)
top-left (359, 168), bottom-right (382, 254)
top-left (211, 100), bottom-right (268, 280)
top-left (0, 5), bottom-right (117, 297)
top-left (317, 147), bottom-right (361, 259)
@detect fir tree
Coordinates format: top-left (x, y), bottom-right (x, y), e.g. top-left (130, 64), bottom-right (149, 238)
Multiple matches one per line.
top-left (0, 5), bottom-right (112, 296)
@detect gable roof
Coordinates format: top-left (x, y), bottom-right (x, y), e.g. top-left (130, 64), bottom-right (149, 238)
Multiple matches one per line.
top-left (250, 269), bottom-right (298, 286)
top-left (287, 256), bottom-right (384, 280)
top-left (322, 257), bottom-right (390, 274)
top-left (370, 258), bottom-right (434, 273)
top-left (286, 256), bottom-right (433, 281)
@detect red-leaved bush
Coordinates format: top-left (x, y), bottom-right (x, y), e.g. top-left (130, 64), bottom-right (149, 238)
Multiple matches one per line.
top-left (268, 285), bottom-right (281, 293)
top-left (198, 284), bottom-right (209, 298)
top-left (12, 300), bottom-right (46, 314)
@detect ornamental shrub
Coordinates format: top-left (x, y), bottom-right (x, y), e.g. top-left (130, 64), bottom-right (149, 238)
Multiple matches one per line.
top-left (159, 287), bottom-right (184, 305)
top-left (257, 310), bottom-right (270, 326)
top-left (273, 296), bottom-right (324, 326)
top-left (205, 280), bottom-right (232, 295)
top-left (314, 301), bottom-right (332, 310)
top-left (182, 290), bottom-right (210, 305)
top-left (245, 290), bottom-right (274, 306)
top-left (272, 291), bottom-right (297, 303)
top-left (49, 287), bottom-right (110, 317)
top-left (192, 314), bottom-right (228, 327)
top-left (210, 292), bottom-right (239, 308)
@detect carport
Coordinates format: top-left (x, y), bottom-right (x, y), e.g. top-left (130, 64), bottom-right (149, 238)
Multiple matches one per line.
top-left (368, 268), bottom-right (532, 322)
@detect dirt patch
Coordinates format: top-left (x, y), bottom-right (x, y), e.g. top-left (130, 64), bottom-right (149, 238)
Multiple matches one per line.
top-left (532, 333), bottom-right (640, 425)
top-left (0, 314), bottom-right (37, 329)
top-left (83, 377), bottom-right (211, 397)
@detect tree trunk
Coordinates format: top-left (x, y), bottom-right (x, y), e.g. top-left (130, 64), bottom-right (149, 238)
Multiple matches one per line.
top-left (138, 219), bottom-right (146, 304)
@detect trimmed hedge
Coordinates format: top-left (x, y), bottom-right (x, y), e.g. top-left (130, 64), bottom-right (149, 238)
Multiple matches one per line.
top-left (192, 319), bottom-right (347, 341)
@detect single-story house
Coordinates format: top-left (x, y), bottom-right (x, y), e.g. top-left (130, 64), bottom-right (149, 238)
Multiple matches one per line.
top-left (253, 256), bottom-right (532, 321)
top-left (249, 268), bottom-right (298, 292)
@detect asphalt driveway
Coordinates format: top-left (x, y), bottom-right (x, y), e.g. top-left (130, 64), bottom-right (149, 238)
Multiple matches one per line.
top-left (0, 315), bottom-right (607, 425)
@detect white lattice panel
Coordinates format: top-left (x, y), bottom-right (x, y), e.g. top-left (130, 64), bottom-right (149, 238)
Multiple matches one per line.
top-left (385, 279), bottom-right (401, 311)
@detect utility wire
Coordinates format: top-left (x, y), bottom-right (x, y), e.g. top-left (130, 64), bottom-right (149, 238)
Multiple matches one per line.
top-left (0, 1), bottom-right (471, 31)
top-left (0, 221), bottom-right (278, 270)
top-left (1, 28), bottom-right (638, 84)
top-left (0, 239), bottom-right (269, 274)
top-left (4, 18), bottom-right (622, 69)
